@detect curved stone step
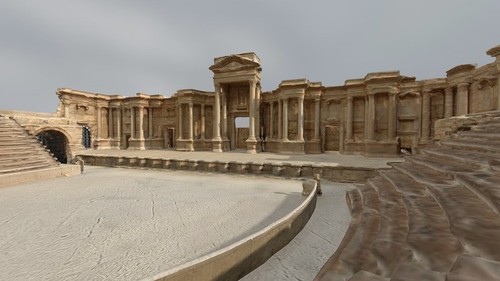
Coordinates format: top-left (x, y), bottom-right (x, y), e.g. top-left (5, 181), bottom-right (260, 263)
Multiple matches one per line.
top-left (440, 139), bottom-right (500, 154)
top-left (421, 147), bottom-right (499, 170)
top-left (457, 130), bottom-right (500, 140)
top-left (317, 185), bottom-right (381, 280)
top-left (425, 183), bottom-right (500, 260)
top-left (471, 122), bottom-right (500, 131)
top-left (366, 176), bottom-right (413, 276)
top-left (455, 172), bottom-right (500, 214)
top-left (391, 162), bottom-right (451, 185)
top-left (380, 170), bottom-right (464, 272)
top-left (0, 163), bottom-right (53, 174)
top-left (405, 155), bottom-right (478, 175)
top-left (446, 255), bottom-right (500, 281)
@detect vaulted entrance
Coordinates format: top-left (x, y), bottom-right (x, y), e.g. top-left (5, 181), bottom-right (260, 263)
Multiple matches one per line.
top-left (36, 130), bottom-right (68, 163)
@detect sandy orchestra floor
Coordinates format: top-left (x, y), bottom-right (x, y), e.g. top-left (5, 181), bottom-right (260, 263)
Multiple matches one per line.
top-left (0, 167), bottom-right (308, 281)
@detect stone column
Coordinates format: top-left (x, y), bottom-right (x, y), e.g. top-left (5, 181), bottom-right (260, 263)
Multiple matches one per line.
top-left (314, 98), bottom-right (321, 140)
top-left (188, 102), bottom-right (194, 141)
top-left (269, 102), bottom-right (274, 139)
top-left (278, 100), bottom-right (282, 140)
top-left (96, 106), bottom-right (102, 139)
top-left (283, 98), bottom-right (289, 141)
top-left (108, 107), bottom-right (113, 139)
top-left (201, 104), bottom-right (205, 140)
top-left (222, 87), bottom-right (228, 140)
top-left (177, 104), bottom-right (183, 140)
top-left (298, 96), bottom-right (304, 141)
top-left (456, 82), bottom-right (469, 115)
top-left (64, 102), bottom-right (70, 118)
top-left (444, 87), bottom-right (453, 118)
top-left (116, 108), bottom-right (121, 141)
top-left (421, 90), bottom-right (431, 142)
top-left (486, 45), bottom-right (500, 110)
top-left (138, 106), bottom-right (145, 140)
top-left (130, 107), bottom-right (135, 139)
top-left (148, 107), bottom-right (153, 139)
top-left (345, 96), bottom-right (353, 140)
top-left (255, 84), bottom-right (261, 140)
top-left (387, 93), bottom-right (397, 140)
top-left (248, 81), bottom-right (256, 141)
top-left (367, 93), bottom-right (375, 140)
top-left (213, 83), bottom-right (222, 152)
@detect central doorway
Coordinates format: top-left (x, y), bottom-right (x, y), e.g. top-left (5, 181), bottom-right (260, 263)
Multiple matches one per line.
top-left (234, 117), bottom-right (249, 150)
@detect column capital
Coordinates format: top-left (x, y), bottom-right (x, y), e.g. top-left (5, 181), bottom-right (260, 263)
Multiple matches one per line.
top-left (457, 82), bottom-right (470, 88)
top-left (346, 96), bottom-right (353, 101)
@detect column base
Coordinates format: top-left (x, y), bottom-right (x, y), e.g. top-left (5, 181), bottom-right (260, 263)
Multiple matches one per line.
top-left (246, 138), bottom-right (258, 154)
top-left (128, 138), bottom-right (146, 150)
top-left (212, 138), bottom-right (223, 152)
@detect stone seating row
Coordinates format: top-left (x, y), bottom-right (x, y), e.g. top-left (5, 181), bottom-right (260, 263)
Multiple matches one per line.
top-left (315, 111), bottom-right (500, 281)
top-left (0, 115), bottom-right (59, 174)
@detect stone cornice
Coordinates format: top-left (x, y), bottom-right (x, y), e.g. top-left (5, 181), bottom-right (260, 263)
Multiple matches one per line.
top-left (446, 64), bottom-right (476, 77)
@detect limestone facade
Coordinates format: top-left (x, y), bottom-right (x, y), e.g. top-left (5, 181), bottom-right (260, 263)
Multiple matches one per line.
top-left (52, 45), bottom-right (500, 157)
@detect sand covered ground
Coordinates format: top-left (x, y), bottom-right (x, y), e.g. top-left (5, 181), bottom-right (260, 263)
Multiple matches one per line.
top-left (0, 166), bottom-right (307, 281)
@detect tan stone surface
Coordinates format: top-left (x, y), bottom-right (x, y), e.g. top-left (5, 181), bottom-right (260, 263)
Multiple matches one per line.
top-left (315, 111), bottom-right (500, 280)
top-left (0, 166), bottom-right (308, 281)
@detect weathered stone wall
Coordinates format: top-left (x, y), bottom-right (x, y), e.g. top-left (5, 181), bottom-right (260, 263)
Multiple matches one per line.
top-left (9, 45), bottom-right (498, 158)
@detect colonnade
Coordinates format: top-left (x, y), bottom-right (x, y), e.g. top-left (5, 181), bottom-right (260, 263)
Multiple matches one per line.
top-left (177, 102), bottom-right (209, 141)
top-left (267, 97), bottom-right (320, 142)
top-left (95, 105), bottom-right (156, 143)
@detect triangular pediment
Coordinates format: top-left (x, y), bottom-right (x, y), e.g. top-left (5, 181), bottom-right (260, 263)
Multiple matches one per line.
top-left (209, 54), bottom-right (261, 73)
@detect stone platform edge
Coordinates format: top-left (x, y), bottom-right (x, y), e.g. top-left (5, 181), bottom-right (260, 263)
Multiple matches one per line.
top-left (77, 155), bottom-right (384, 182)
top-left (0, 165), bottom-right (82, 188)
top-left (142, 185), bottom-right (318, 281)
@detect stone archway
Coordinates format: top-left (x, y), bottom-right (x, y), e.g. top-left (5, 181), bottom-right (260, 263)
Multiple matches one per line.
top-left (36, 130), bottom-right (68, 163)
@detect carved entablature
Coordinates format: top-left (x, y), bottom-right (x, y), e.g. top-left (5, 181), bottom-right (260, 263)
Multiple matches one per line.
top-left (447, 64), bottom-right (477, 77)
top-left (278, 79), bottom-right (323, 99)
top-left (446, 64), bottom-right (477, 86)
top-left (398, 91), bottom-right (421, 98)
top-left (366, 84), bottom-right (399, 95)
top-left (421, 78), bottom-right (448, 93)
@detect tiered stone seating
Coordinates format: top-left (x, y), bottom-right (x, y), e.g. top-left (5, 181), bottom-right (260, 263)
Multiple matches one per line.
top-left (315, 111), bottom-right (500, 281)
top-left (0, 115), bottom-right (59, 174)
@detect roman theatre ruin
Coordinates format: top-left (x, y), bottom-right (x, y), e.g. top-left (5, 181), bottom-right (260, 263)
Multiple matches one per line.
top-left (1, 45), bottom-right (500, 280)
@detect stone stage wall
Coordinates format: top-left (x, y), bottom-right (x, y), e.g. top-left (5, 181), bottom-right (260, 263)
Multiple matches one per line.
top-left (77, 154), bottom-right (383, 183)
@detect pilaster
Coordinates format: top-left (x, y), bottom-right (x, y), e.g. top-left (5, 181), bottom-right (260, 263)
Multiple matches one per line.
top-left (456, 82), bottom-right (469, 115)
top-left (213, 83), bottom-right (222, 152)
top-left (314, 98), bottom-right (321, 140)
top-left (420, 90), bottom-right (431, 143)
top-left (297, 96), bottom-right (304, 141)
top-left (345, 96), bottom-right (353, 141)
top-left (444, 87), bottom-right (453, 118)
top-left (283, 98), bottom-right (289, 141)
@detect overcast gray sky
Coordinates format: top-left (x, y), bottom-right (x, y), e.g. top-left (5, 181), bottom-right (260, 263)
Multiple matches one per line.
top-left (1, 0), bottom-right (499, 113)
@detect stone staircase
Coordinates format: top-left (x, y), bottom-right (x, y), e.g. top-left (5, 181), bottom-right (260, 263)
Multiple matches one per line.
top-left (315, 111), bottom-right (500, 281)
top-left (0, 115), bottom-right (59, 174)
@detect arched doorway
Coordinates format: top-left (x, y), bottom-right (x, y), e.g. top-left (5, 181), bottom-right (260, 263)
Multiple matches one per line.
top-left (37, 130), bottom-right (68, 163)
